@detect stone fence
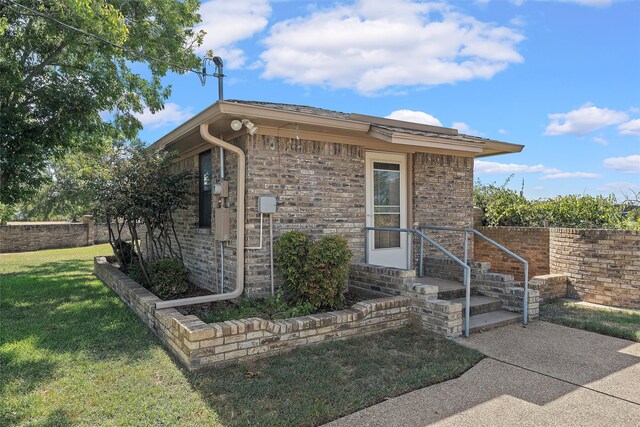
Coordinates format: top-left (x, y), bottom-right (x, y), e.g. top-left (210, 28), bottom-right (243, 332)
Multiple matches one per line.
top-left (0, 217), bottom-right (130, 253)
top-left (473, 226), bottom-right (639, 309)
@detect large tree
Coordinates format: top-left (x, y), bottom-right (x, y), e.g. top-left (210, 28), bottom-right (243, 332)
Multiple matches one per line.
top-left (0, 0), bottom-right (203, 204)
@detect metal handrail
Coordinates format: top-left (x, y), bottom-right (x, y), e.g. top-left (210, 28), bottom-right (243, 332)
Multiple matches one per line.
top-left (417, 225), bottom-right (529, 326)
top-left (364, 226), bottom-right (472, 337)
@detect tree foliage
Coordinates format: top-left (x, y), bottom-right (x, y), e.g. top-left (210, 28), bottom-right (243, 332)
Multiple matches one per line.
top-left (16, 150), bottom-right (106, 221)
top-left (95, 144), bottom-right (193, 282)
top-left (474, 177), bottom-right (634, 229)
top-left (0, 0), bottom-right (203, 204)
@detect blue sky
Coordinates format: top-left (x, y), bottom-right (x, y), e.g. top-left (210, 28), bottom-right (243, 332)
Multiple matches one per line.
top-left (135, 0), bottom-right (640, 200)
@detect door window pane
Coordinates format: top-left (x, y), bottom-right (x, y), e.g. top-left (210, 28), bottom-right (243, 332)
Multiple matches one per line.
top-left (373, 162), bottom-right (401, 249)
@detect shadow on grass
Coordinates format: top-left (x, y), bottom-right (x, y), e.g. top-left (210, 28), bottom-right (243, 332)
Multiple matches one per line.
top-left (184, 327), bottom-right (483, 427)
top-left (1, 259), bottom-right (158, 397)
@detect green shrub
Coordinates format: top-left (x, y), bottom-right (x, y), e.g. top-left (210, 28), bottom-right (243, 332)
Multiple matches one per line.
top-left (475, 177), bottom-right (627, 229)
top-left (275, 231), bottom-right (352, 310)
top-left (274, 231), bottom-right (311, 300)
top-left (128, 260), bottom-right (150, 288)
top-left (147, 259), bottom-right (190, 299)
top-left (306, 236), bottom-right (352, 309)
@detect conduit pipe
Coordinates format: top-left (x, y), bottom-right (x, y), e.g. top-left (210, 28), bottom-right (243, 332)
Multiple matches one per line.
top-left (155, 123), bottom-right (245, 309)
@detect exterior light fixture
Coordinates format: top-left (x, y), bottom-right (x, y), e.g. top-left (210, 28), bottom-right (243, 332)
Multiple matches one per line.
top-left (230, 119), bottom-right (258, 135)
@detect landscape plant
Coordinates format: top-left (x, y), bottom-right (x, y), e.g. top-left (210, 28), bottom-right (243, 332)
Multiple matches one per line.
top-left (275, 231), bottom-right (352, 310)
top-left (95, 143), bottom-right (192, 284)
top-left (474, 177), bottom-right (632, 229)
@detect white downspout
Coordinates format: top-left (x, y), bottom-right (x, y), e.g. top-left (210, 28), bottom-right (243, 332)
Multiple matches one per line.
top-left (155, 123), bottom-right (245, 309)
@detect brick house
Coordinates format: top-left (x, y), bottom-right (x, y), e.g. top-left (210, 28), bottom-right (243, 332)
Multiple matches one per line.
top-left (151, 100), bottom-right (523, 302)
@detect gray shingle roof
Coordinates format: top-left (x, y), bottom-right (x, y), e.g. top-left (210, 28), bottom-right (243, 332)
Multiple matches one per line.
top-left (225, 99), bottom-right (500, 144)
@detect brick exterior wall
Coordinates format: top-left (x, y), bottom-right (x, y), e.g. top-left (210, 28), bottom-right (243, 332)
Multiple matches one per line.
top-left (413, 153), bottom-right (474, 260)
top-left (472, 227), bottom-right (640, 309)
top-left (95, 256), bottom-right (412, 370)
top-left (167, 135), bottom-right (476, 297)
top-left (474, 226), bottom-right (550, 281)
top-left (244, 136), bottom-right (366, 296)
top-left (549, 229), bottom-right (640, 309)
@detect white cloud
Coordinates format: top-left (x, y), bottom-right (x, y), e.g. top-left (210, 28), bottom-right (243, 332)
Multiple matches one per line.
top-left (475, 160), bottom-right (559, 175)
top-left (385, 109), bottom-right (442, 126)
top-left (195, 0), bottom-right (271, 69)
top-left (592, 135), bottom-right (608, 145)
top-left (533, 185), bottom-right (545, 191)
top-left (618, 119), bottom-right (640, 136)
top-left (597, 181), bottom-right (640, 192)
top-left (260, 0), bottom-right (524, 94)
top-left (498, 129), bottom-right (508, 135)
top-left (603, 155), bottom-right (640, 173)
top-left (540, 172), bottom-right (602, 180)
top-left (452, 121), bottom-right (482, 136)
top-left (559, 0), bottom-right (613, 7)
top-left (135, 103), bottom-right (193, 129)
top-left (544, 104), bottom-right (628, 136)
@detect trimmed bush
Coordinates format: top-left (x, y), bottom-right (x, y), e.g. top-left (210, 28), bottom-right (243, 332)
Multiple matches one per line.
top-left (274, 231), bottom-right (311, 300)
top-left (148, 259), bottom-right (190, 299)
top-left (307, 236), bottom-right (352, 309)
top-left (275, 231), bottom-right (352, 310)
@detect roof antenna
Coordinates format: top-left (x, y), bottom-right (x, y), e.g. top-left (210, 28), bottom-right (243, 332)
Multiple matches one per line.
top-left (198, 56), bottom-right (225, 101)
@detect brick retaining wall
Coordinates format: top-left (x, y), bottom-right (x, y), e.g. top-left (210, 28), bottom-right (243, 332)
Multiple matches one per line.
top-left (549, 228), bottom-right (639, 308)
top-left (95, 256), bottom-right (413, 370)
top-left (473, 227), bottom-right (639, 309)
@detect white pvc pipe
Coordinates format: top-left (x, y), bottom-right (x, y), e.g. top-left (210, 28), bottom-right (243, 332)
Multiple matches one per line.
top-left (245, 213), bottom-right (264, 250)
top-left (269, 213), bottom-right (274, 296)
top-left (155, 124), bottom-right (246, 309)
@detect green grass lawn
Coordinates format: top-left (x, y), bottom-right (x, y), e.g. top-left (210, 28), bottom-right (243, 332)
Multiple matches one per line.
top-left (1, 245), bottom-right (483, 426)
top-left (540, 299), bottom-right (640, 342)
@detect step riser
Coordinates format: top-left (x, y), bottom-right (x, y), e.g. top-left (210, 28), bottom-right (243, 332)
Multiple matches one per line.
top-left (466, 317), bottom-right (520, 334)
top-left (463, 301), bottom-right (503, 317)
top-left (437, 287), bottom-right (478, 300)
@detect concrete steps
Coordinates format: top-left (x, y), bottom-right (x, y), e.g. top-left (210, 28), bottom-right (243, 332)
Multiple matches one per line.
top-left (451, 295), bottom-right (503, 316)
top-left (410, 276), bottom-right (478, 299)
top-left (417, 274), bottom-right (523, 334)
top-left (466, 310), bottom-right (521, 334)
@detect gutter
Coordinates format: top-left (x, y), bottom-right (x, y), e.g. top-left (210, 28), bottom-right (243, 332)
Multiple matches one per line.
top-left (155, 123), bottom-right (246, 309)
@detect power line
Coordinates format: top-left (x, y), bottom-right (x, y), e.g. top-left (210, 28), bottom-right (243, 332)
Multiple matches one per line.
top-left (2, 0), bottom-right (214, 78)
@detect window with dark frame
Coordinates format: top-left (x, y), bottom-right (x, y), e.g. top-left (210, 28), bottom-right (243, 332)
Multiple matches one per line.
top-left (199, 150), bottom-right (212, 228)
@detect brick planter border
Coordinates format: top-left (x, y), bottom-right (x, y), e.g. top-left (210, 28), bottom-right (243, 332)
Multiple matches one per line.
top-left (94, 256), bottom-right (412, 370)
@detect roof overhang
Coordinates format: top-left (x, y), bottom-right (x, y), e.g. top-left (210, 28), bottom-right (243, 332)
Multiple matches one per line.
top-left (151, 100), bottom-right (523, 158)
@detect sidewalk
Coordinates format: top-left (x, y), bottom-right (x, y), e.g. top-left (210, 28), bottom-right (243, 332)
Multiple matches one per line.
top-left (326, 322), bottom-right (640, 426)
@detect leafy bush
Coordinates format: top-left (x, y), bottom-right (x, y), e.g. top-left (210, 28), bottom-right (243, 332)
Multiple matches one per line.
top-left (128, 260), bottom-right (150, 288)
top-left (475, 177), bottom-right (627, 229)
top-left (274, 231), bottom-right (312, 299)
top-left (275, 231), bottom-right (352, 310)
top-left (306, 236), bottom-right (352, 309)
top-left (147, 259), bottom-right (190, 299)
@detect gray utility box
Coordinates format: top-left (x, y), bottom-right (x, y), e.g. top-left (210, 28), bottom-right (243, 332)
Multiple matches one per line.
top-left (214, 207), bottom-right (230, 241)
top-left (257, 196), bottom-right (277, 214)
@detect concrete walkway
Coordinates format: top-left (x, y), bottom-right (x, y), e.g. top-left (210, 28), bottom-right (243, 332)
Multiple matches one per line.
top-left (326, 322), bottom-right (640, 426)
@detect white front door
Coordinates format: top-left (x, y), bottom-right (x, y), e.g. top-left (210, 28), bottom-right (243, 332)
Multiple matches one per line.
top-left (365, 152), bottom-right (408, 269)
